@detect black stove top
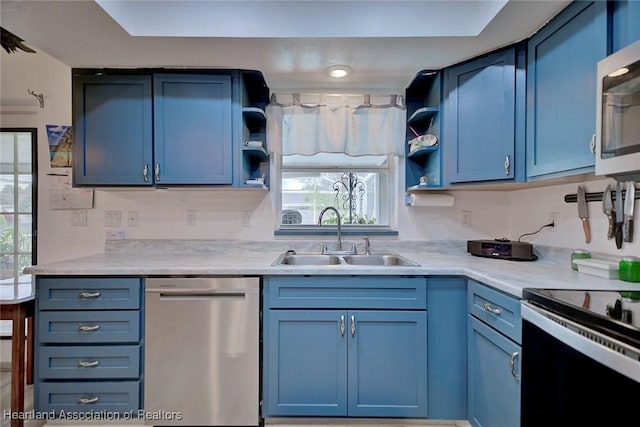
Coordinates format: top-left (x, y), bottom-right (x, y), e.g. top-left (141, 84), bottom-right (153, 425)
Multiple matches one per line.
top-left (523, 289), bottom-right (640, 349)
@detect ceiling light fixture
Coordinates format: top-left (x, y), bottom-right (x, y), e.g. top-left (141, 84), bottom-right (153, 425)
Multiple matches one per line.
top-left (327, 65), bottom-right (353, 78)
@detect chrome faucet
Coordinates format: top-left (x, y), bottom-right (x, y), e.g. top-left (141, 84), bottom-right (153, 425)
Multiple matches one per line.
top-left (318, 207), bottom-right (343, 251)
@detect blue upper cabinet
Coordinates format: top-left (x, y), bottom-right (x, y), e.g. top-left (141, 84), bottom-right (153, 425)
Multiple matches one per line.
top-left (73, 70), bottom-right (268, 187)
top-left (526, 1), bottom-right (608, 180)
top-left (154, 74), bottom-right (233, 185)
top-left (611, 0), bottom-right (640, 52)
top-left (443, 47), bottom-right (525, 184)
top-left (73, 74), bottom-right (153, 186)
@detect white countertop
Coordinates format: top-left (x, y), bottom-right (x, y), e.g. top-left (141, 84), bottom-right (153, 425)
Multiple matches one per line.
top-left (23, 240), bottom-right (640, 298)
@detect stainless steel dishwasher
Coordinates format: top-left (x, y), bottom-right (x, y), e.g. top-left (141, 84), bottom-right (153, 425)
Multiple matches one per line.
top-left (144, 277), bottom-right (259, 426)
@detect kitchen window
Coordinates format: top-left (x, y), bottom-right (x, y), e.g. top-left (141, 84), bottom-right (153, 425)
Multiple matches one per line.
top-left (267, 93), bottom-right (404, 233)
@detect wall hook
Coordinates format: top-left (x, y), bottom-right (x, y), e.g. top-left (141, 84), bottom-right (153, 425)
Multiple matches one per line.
top-left (27, 89), bottom-right (44, 108)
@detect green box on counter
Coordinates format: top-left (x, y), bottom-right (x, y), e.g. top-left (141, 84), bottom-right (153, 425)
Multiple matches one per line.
top-left (619, 257), bottom-right (640, 283)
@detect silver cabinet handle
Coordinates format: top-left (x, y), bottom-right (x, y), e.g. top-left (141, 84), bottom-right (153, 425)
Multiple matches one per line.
top-left (78, 324), bottom-right (100, 332)
top-left (79, 291), bottom-right (100, 299)
top-left (510, 351), bottom-right (520, 381)
top-left (78, 360), bottom-right (100, 368)
top-left (155, 163), bottom-right (160, 182)
top-left (350, 315), bottom-right (356, 336)
top-left (78, 396), bottom-right (99, 404)
top-left (504, 155), bottom-right (510, 175)
top-left (483, 303), bottom-right (502, 315)
top-left (143, 164), bottom-right (150, 182)
top-left (340, 315), bottom-right (345, 336)
top-left (589, 133), bottom-right (596, 155)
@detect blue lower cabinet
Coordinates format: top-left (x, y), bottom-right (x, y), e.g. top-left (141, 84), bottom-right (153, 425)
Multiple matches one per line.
top-left (37, 381), bottom-right (141, 414)
top-left (468, 316), bottom-right (521, 427)
top-left (35, 276), bottom-right (144, 417)
top-left (427, 278), bottom-right (467, 420)
top-left (347, 310), bottom-right (427, 418)
top-left (38, 345), bottom-right (141, 380)
top-left (267, 310), bottom-right (348, 416)
top-left (265, 308), bottom-right (428, 418)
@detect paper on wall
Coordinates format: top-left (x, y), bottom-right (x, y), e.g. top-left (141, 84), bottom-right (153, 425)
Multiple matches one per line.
top-left (48, 169), bottom-right (93, 209)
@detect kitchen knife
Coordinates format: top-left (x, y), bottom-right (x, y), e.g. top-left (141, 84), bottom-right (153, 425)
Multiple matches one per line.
top-left (602, 184), bottom-right (614, 239)
top-left (623, 181), bottom-right (635, 243)
top-left (615, 182), bottom-right (624, 249)
top-left (577, 186), bottom-right (590, 243)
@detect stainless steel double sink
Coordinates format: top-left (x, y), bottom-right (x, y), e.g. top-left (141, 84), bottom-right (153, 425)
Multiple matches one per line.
top-left (272, 252), bottom-right (420, 267)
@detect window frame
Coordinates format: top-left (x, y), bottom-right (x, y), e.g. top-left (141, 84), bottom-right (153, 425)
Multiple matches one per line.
top-left (274, 154), bottom-right (398, 236)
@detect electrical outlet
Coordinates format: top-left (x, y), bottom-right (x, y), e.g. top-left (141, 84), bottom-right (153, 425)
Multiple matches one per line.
top-left (186, 210), bottom-right (196, 226)
top-left (127, 211), bottom-right (139, 227)
top-left (461, 210), bottom-right (472, 227)
top-left (548, 211), bottom-right (558, 232)
top-left (71, 210), bottom-right (87, 226)
top-left (104, 210), bottom-right (122, 227)
top-left (106, 230), bottom-right (125, 240)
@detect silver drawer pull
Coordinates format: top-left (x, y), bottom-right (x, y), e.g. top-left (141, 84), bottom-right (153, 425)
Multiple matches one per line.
top-left (78, 324), bottom-right (100, 332)
top-left (340, 315), bottom-right (345, 336)
top-left (78, 396), bottom-right (99, 404)
top-left (483, 303), bottom-right (502, 315)
top-left (510, 351), bottom-right (520, 381)
top-left (78, 360), bottom-right (100, 368)
top-left (79, 291), bottom-right (101, 299)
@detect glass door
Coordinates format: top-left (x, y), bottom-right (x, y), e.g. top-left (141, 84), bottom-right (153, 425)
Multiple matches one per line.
top-left (0, 128), bottom-right (37, 286)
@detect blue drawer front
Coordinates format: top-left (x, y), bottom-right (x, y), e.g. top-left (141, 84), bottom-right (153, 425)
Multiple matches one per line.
top-left (266, 276), bottom-right (427, 309)
top-left (39, 345), bottom-right (141, 380)
top-left (37, 381), bottom-right (141, 414)
top-left (38, 277), bottom-right (142, 310)
top-left (38, 311), bottom-right (141, 344)
top-left (468, 280), bottom-right (521, 344)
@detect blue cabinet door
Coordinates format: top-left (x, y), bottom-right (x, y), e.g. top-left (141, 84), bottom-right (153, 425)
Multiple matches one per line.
top-left (444, 48), bottom-right (517, 183)
top-left (468, 316), bottom-right (521, 427)
top-left (266, 310), bottom-right (348, 416)
top-left (427, 278), bottom-right (467, 420)
top-left (526, 1), bottom-right (607, 179)
top-left (347, 310), bottom-right (427, 418)
top-left (153, 74), bottom-right (233, 184)
top-left (612, 0), bottom-right (640, 52)
top-left (73, 75), bottom-right (153, 186)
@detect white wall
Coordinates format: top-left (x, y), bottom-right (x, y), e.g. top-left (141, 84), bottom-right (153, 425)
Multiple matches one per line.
top-left (1, 48), bottom-right (637, 266)
top-left (509, 178), bottom-right (639, 256)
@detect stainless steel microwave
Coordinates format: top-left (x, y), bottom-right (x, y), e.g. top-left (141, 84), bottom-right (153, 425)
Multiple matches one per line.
top-left (596, 39), bottom-right (640, 180)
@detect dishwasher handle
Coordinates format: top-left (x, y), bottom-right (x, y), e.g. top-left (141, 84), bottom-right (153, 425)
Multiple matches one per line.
top-left (150, 290), bottom-right (248, 301)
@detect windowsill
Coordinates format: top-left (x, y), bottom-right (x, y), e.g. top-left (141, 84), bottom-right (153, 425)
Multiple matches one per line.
top-left (275, 226), bottom-right (398, 237)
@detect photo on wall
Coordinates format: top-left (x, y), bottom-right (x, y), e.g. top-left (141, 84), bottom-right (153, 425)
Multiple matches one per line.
top-left (46, 124), bottom-right (72, 167)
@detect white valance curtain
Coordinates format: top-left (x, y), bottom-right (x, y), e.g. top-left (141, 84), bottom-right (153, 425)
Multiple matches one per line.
top-left (266, 93), bottom-right (406, 156)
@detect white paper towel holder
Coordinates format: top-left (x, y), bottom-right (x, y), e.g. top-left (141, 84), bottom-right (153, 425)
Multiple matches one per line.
top-left (405, 192), bottom-right (455, 207)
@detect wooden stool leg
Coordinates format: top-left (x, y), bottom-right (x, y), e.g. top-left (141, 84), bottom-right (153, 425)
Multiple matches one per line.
top-left (11, 305), bottom-right (26, 427)
top-left (26, 314), bottom-right (34, 385)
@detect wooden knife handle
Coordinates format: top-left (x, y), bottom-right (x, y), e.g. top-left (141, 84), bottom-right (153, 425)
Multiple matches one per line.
top-left (582, 218), bottom-right (591, 244)
top-left (624, 218), bottom-right (634, 243)
top-left (607, 214), bottom-right (615, 240)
